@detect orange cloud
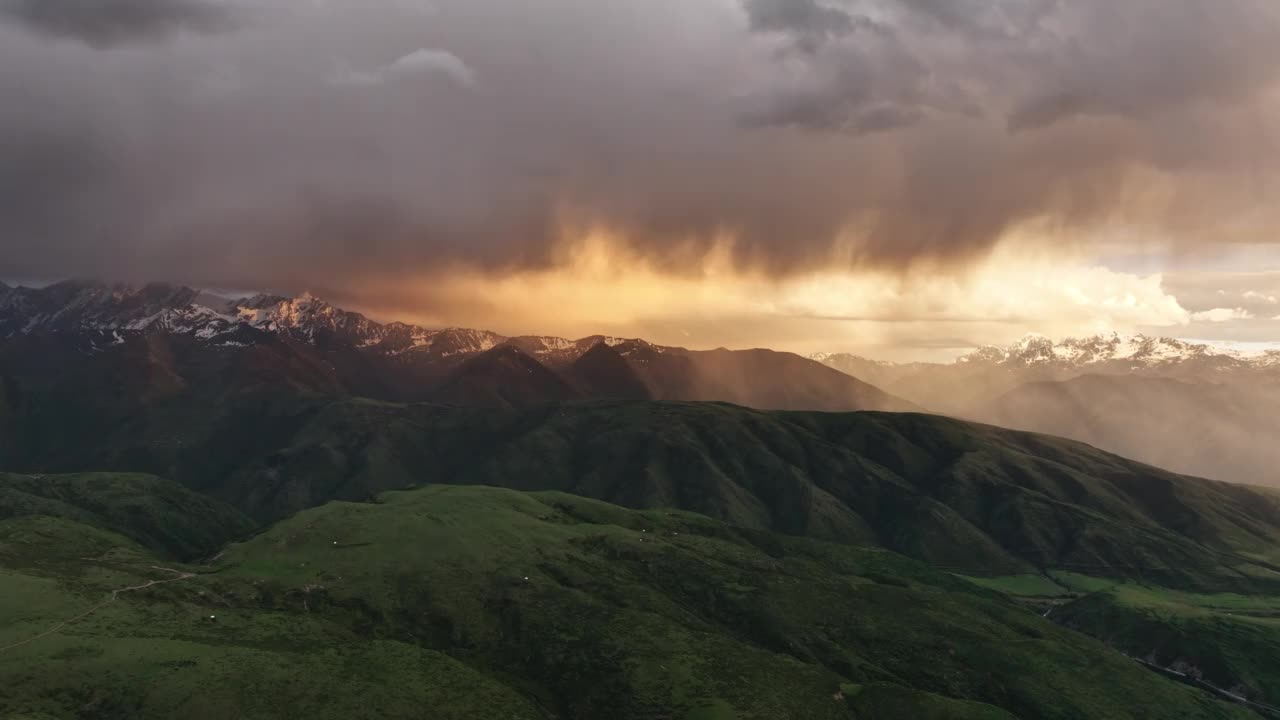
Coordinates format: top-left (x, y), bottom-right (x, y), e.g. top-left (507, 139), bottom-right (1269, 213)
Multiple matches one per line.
top-left (339, 230), bottom-right (1193, 360)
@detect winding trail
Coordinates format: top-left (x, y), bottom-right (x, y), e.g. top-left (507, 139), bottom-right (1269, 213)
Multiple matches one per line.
top-left (0, 566), bottom-right (195, 654)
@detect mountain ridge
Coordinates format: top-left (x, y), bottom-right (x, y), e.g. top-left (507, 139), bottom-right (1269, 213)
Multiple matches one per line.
top-left (0, 279), bottom-right (918, 414)
top-left (0, 279), bottom-right (652, 361)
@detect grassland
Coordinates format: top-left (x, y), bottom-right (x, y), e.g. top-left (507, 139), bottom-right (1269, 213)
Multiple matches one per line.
top-left (960, 570), bottom-right (1280, 711)
top-left (0, 472), bottom-right (253, 560)
top-left (5, 395), bottom-right (1280, 717)
top-left (0, 484), bottom-right (1259, 719)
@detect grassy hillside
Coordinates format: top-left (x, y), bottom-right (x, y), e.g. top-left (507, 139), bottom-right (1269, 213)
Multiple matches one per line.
top-left (204, 400), bottom-right (1280, 590)
top-left (0, 472), bottom-right (253, 560)
top-left (0, 485), bottom-right (1257, 720)
top-left (964, 571), bottom-right (1280, 714)
top-left (1055, 583), bottom-right (1280, 711)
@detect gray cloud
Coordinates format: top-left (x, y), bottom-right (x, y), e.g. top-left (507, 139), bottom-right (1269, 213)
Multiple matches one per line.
top-left (742, 0), bottom-right (868, 52)
top-left (740, 0), bottom-right (1280, 135)
top-left (0, 0), bottom-right (234, 47)
top-left (0, 0), bottom-right (1277, 297)
top-left (333, 48), bottom-right (478, 89)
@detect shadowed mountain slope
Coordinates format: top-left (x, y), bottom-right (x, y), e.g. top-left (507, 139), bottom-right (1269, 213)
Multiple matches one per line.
top-left (428, 345), bottom-right (581, 408)
top-left (5, 366), bottom-right (1279, 591)
top-left (563, 342), bottom-right (653, 401)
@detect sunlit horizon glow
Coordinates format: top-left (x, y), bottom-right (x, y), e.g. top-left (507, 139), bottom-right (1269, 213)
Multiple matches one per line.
top-left (316, 228), bottom-right (1219, 362)
top-left (9, 222), bottom-right (1280, 361)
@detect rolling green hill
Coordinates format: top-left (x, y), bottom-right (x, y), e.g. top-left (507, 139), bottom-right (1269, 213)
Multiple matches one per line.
top-left (0, 472), bottom-right (253, 560)
top-left (6, 389), bottom-right (1280, 590)
top-left (0, 485), bottom-right (1257, 720)
top-left (196, 400), bottom-right (1280, 590)
top-left (1055, 583), bottom-right (1280, 712)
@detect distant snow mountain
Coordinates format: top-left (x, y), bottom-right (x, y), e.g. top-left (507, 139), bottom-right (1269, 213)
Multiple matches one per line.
top-left (810, 332), bottom-right (1280, 486)
top-left (814, 332), bottom-right (1280, 377)
top-left (957, 333), bottom-right (1280, 369)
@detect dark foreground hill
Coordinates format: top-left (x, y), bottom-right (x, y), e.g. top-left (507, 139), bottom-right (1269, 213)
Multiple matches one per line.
top-left (0, 483), bottom-right (1257, 720)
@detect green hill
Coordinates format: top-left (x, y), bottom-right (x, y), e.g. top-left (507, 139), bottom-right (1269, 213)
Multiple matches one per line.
top-left (0, 472), bottom-right (253, 560)
top-left (0, 485), bottom-right (1256, 720)
top-left (1055, 582), bottom-right (1280, 711)
top-left (191, 400), bottom-right (1280, 591)
top-left (958, 570), bottom-right (1280, 714)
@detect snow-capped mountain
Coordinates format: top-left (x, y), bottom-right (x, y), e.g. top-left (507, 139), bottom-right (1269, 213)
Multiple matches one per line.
top-left (957, 333), bottom-right (1280, 369)
top-left (0, 279), bottom-right (655, 363)
top-left (0, 279), bottom-right (916, 414)
top-left (813, 332), bottom-right (1280, 375)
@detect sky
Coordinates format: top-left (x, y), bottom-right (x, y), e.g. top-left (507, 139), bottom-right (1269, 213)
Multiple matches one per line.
top-left (1, 0), bottom-right (1279, 360)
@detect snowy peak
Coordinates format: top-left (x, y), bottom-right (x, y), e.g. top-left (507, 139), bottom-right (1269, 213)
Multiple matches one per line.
top-left (810, 333), bottom-right (1280, 378)
top-left (958, 333), bottom-right (1235, 368)
top-left (0, 279), bottom-right (211, 338)
top-left (226, 293), bottom-right (390, 346)
top-left (808, 352), bottom-right (894, 368)
top-left (0, 281), bottom-right (367, 347)
top-left (420, 328), bottom-right (505, 357)
top-left (504, 334), bottom-right (657, 367)
top-left (0, 280), bottom-right (682, 364)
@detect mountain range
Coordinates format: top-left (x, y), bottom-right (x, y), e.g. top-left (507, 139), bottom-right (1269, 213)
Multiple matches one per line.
top-left (0, 279), bottom-right (913, 413)
top-left (814, 333), bottom-right (1280, 410)
top-left (6, 280), bottom-right (1280, 487)
top-left (814, 334), bottom-right (1280, 487)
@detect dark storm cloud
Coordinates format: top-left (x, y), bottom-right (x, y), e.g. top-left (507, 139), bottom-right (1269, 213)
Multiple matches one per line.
top-left (0, 0), bottom-right (234, 47)
top-left (742, 0), bottom-right (870, 52)
top-left (1001, 2), bottom-right (1280, 131)
top-left (0, 0), bottom-right (1278, 293)
top-left (740, 0), bottom-right (1280, 134)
